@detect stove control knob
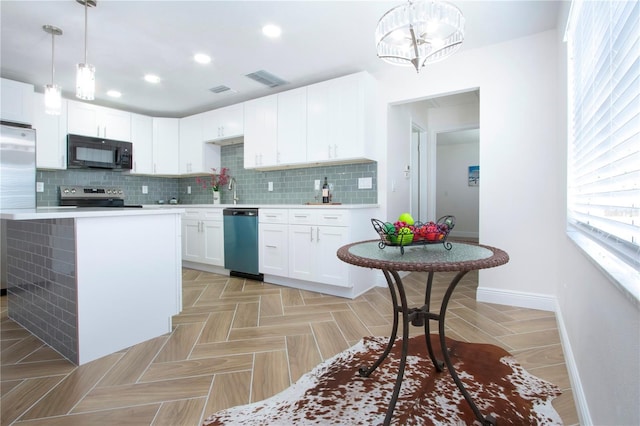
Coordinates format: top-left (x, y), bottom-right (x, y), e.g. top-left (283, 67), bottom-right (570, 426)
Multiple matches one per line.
top-left (62, 188), bottom-right (69, 194)
top-left (118, 190), bottom-right (123, 195)
top-left (70, 188), bottom-right (76, 194)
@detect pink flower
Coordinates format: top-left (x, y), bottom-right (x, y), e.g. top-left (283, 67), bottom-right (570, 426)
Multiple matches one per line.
top-left (196, 168), bottom-right (231, 191)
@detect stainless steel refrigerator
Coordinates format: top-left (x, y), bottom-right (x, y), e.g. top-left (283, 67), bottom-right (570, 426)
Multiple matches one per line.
top-left (1, 122), bottom-right (36, 293)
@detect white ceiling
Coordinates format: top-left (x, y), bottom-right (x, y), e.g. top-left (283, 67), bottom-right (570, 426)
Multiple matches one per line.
top-left (0, 0), bottom-right (562, 118)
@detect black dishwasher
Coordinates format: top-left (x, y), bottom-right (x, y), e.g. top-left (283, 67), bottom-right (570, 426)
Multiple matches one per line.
top-left (223, 208), bottom-right (263, 281)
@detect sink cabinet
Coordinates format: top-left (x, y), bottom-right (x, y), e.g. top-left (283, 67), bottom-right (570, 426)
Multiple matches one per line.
top-left (182, 208), bottom-right (224, 266)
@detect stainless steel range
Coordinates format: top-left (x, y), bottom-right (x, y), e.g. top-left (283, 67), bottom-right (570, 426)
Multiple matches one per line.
top-left (59, 186), bottom-right (142, 208)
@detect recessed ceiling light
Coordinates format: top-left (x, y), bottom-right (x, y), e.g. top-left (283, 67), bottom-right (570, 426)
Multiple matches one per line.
top-left (194, 53), bottom-right (211, 64)
top-left (107, 90), bottom-right (122, 98)
top-left (144, 74), bottom-right (161, 84)
top-left (262, 24), bottom-right (282, 38)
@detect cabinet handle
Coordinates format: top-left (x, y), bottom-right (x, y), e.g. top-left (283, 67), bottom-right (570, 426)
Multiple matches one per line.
top-left (97, 126), bottom-right (100, 137)
top-left (327, 145), bottom-right (331, 158)
top-left (333, 144), bottom-right (338, 158)
top-left (309, 226), bottom-right (313, 242)
top-left (277, 151), bottom-right (280, 164)
top-left (317, 227), bottom-right (320, 241)
top-left (266, 244), bottom-right (277, 248)
top-left (323, 215), bottom-right (339, 220)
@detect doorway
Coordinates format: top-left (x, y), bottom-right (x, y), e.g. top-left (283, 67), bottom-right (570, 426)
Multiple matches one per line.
top-left (406, 90), bottom-right (479, 237)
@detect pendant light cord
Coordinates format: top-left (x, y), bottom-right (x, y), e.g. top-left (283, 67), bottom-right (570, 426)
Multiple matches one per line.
top-left (83, 0), bottom-right (88, 64)
top-left (51, 30), bottom-right (55, 83)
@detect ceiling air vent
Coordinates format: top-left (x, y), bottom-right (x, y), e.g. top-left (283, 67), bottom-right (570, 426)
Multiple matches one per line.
top-left (245, 70), bottom-right (288, 88)
top-left (209, 85), bottom-right (233, 94)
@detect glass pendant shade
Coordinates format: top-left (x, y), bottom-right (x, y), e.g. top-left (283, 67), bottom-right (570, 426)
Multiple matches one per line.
top-left (375, 0), bottom-right (465, 73)
top-left (76, 63), bottom-right (95, 100)
top-left (42, 24), bottom-right (62, 115)
top-left (44, 84), bottom-right (62, 115)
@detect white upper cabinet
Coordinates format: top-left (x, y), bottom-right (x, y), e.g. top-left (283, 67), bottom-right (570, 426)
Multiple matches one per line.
top-left (1, 78), bottom-right (34, 125)
top-left (152, 117), bottom-right (180, 175)
top-left (243, 72), bottom-right (376, 171)
top-left (244, 95), bottom-right (278, 168)
top-left (277, 87), bottom-right (307, 166)
top-left (32, 92), bottom-right (67, 169)
top-left (67, 100), bottom-right (131, 141)
top-left (179, 113), bottom-right (220, 174)
top-left (307, 71), bottom-right (375, 163)
top-left (130, 113), bottom-right (154, 175)
top-left (202, 103), bottom-right (244, 142)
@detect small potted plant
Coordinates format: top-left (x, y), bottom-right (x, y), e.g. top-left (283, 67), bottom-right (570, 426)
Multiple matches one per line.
top-left (196, 167), bottom-right (231, 204)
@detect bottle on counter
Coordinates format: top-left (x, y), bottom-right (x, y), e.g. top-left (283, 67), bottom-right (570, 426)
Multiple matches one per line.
top-left (322, 177), bottom-right (329, 203)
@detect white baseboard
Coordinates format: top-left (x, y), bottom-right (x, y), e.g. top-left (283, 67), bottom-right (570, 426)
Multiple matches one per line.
top-left (554, 301), bottom-right (592, 425)
top-left (476, 286), bottom-right (556, 312)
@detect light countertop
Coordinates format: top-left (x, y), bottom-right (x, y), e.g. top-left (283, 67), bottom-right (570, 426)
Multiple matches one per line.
top-left (1, 206), bottom-right (186, 220)
top-left (144, 204), bottom-right (379, 210)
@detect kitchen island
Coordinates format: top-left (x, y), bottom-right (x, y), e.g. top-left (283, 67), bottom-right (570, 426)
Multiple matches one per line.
top-left (1, 207), bottom-right (184, 365)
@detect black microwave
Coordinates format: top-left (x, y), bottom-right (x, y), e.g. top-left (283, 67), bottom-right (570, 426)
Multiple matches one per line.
top-left (67, 134), bottom-right (133, 170)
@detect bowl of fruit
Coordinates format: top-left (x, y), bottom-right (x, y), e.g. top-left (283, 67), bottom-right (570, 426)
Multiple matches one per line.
top-left (371, 214), bottom-right (456, 253)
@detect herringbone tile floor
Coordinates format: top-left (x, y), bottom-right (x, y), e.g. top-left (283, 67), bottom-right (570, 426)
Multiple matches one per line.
top-left (1, 269), bottom-right (579, 425)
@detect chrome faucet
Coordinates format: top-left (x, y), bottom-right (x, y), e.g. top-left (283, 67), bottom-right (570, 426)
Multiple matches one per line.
top-left (228, 177), bottom-right (239, 204)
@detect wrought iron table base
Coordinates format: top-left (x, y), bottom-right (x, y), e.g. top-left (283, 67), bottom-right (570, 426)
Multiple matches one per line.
top-left (359, 269), bottom-right (497, 426)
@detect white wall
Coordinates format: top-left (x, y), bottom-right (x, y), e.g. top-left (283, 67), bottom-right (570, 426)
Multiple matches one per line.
top-left (372, 27), bottom-right (640, 425)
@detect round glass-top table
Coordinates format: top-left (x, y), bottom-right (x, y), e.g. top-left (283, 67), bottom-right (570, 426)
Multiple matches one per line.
top-left (337, 240), bottom-right (509, 426)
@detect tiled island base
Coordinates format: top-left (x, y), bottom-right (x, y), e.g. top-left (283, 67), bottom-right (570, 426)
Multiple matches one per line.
top-left (6, 218), bottom-right (79, 362)
top-left (3, 209), bottom-right (183, 365)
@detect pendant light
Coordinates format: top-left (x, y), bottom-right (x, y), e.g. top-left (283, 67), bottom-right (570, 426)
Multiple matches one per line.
top-left (375, 0), bottom-right (465, 73)
top-left (76, 0), bottom-right (96, 100)
top-left (42, 25), bottom-right (63, 115)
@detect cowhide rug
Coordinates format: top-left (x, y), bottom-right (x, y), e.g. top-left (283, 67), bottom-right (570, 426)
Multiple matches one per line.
top-left (203, 334), bottom-right (562, 425)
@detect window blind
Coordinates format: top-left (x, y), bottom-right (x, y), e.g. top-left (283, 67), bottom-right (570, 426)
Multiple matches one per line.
top-left (566, 0), bottom-right (640, 270)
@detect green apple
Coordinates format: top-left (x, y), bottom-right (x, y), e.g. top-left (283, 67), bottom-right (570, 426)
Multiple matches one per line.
top-left (398, 212), bottom-right (414, 225)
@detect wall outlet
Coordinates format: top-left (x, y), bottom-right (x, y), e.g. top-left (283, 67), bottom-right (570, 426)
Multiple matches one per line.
top-left (268, 182), bottom-right (273, 192)
top-left (358, 177), bottom-right (372, 189)
top-left (314, 179), bottom-right (320, 190)
top-left (142, 185), bottom-right (148, 194)
top-left (187, 186), bottom-right (191, 194)
top-left (36, 182), bottom-right (44, 192)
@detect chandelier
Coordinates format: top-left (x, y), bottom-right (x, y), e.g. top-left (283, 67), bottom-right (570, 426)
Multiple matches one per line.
top-left (375, 0), bottom-right (465, 73)
top-left (76, 0), bottom-right (96, 100)
top-left (42, 25), bottom-right (63, 115)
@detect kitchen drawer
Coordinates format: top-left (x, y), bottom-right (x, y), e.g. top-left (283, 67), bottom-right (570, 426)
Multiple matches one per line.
top-left (317, 210), bottom-right (348, 226)
top-left (182, 209), bottom-right (202, 220)
top-left (260, 209), bottom-right (288, 224)
top-left (203, 209), bottom-right (223, 221)
top-left (288, 209), bottom-right (315, 225)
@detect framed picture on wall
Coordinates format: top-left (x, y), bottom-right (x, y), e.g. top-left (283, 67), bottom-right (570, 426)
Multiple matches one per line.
top-left (468, 165), bottom-right (479, 186)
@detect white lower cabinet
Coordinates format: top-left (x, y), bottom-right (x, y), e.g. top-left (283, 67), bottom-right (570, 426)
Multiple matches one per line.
top-left (182, 208), bottom-right (224, 266)
top-left (259, 208), bottom-right (377, 297)
top-left (259, 223), bottom-right (289, 276)
top-left (289, 224), bottom-right (349, 287)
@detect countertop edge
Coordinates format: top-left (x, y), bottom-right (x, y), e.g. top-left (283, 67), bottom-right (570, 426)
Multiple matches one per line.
top-left (1, 207), bottom-right (186, 220)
